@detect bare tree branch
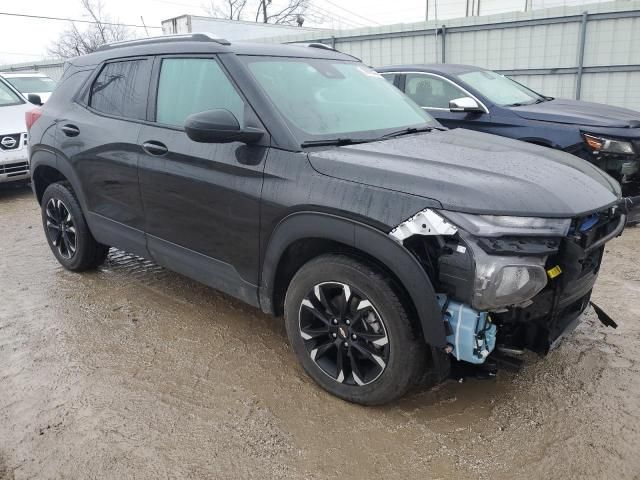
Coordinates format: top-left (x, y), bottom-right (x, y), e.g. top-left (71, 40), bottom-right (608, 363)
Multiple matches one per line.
top-left (48, 0), bottom-right (132, 58)
top-left (203, 0), bottom-right (248, 20)
top-left (263, 0), bottom-right (309, 24)
top-left (204, 0), bottom-right (308, 25)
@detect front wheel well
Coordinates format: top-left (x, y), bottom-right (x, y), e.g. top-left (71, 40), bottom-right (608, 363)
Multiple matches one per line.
top-left (32, 165), bottom-right (69, 204)
top-left (270, 238), bottom-right (422, 337)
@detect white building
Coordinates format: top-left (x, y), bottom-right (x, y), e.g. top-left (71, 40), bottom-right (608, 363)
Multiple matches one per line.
top-left (161, 15), bottom-right (325, 41)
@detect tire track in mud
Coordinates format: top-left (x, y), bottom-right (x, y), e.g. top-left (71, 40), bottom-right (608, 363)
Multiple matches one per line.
top-left (1, 187), bottom-right (640, 479)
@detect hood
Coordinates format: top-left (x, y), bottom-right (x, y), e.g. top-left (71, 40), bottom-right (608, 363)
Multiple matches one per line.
top-left (0, 102), bottom-right (33, 134)
top-left (511, 98), bottom-right (640, 128)
top-left (308, 129), bottom-right (620, 218)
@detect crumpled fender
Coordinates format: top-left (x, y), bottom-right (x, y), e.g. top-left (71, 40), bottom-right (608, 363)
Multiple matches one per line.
top-left (259, 211), bottom-right (447, 348)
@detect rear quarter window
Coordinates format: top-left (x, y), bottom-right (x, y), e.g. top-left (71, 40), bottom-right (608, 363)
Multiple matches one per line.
top-left (89, 59), bottom-right (151, 120)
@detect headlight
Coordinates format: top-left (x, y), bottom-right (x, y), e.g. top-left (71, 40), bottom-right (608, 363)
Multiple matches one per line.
top-left (472, 248), bottom-right (548, 310)
top-left (440, 211), bottom-right (571, 237)
top-left (584, 134), bottom-right (635, 155)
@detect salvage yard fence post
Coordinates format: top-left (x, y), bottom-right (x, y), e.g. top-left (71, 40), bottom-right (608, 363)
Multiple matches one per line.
top-left (576, 11), bottom-right (589, 100)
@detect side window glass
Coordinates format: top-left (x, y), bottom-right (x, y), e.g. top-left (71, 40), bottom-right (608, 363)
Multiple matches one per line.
top-left (405, 74), bottom-right (467, 109)
top-left (90, 60), bottom-right (149, 120)
top-left (381, 73), bottom-right (397, 86)
top-left (156, 58), bottom-right (245, 128)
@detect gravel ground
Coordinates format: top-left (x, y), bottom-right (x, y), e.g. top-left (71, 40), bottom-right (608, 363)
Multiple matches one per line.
top-left (1, 185), bottom-right (639, 480)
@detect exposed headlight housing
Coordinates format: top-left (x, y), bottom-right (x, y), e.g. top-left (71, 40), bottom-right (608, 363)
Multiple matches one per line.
top-left (584, 134), bottom-right (635, 155)
top-left (440, 211), bottom-right (571, 237)
top-left (388, 209), bottom-right (558, 310)
top-left (471, 245), bottom-right (548, 310)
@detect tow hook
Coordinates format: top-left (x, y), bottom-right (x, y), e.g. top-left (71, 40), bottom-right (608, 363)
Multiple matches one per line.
top-left (590, 301), bottom-right (618, 329)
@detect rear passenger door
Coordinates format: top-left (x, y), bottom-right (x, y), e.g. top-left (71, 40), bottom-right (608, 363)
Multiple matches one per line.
top-left (137, 55), bottom-right (268, 304)
top-left (58, 57), bottom-right (151, 257)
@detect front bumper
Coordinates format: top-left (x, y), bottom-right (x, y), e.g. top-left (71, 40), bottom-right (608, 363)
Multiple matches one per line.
top-left (491, 210), bottom-right (625, 353)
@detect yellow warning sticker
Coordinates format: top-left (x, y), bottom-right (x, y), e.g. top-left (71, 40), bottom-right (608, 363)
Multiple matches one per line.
top-left (547, 265), bottom-right (562, 279)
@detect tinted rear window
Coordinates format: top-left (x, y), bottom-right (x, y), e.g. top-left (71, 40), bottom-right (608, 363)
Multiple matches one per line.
top-left (89, 59), bottom-right (150, 120)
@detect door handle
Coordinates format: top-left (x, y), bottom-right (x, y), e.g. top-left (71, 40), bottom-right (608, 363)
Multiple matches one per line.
top-left (141, 141), bottom-right (168, 156)
top-left (61, 124), bottom-right (80, 137)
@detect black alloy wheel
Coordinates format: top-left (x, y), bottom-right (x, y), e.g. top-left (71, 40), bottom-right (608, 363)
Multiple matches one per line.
top-left (41, 182), bottom-right (109, 271)
top-left (284, 254), bottom-right (427, 405)
top-left (45, 198), bottom-right (77, 259)
top-left (299, 282), bottom-right (390, 386)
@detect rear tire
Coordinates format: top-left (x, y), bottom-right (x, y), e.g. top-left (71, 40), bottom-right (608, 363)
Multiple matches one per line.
top-left (41, 182), bottom-right (109, 271)
top-left (284, 254), bottom-right (427, 405)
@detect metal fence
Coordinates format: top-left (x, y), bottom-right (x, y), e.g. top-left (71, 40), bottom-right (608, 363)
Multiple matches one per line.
top-left (0, 59), bottom-right (65, 81)
top-left (267, 0), bottom-right (640, 110)
top-left (2, 1), bottom-right (639, 110)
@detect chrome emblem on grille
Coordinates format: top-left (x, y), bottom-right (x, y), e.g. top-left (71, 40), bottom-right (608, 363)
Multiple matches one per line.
top-left (1, 136), bottom-right (17, 148)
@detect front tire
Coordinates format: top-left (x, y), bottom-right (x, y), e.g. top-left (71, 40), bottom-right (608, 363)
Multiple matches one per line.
top-left (41, 182), bottom-right (109, 271)
top-left (284, 254), bottom-right (426, 405)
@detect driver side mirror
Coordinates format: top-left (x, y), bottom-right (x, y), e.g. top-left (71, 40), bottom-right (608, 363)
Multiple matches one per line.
top-left (449, 97), bottom-right (483, 113)
top-left (184, 109), bottom-right (264, 144)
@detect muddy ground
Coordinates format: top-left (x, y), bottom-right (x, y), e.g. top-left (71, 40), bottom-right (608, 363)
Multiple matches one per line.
top-left (0, 185), bottom-right (639, 480)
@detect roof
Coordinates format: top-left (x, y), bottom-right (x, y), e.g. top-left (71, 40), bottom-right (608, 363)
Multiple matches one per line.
top-left (376, 64), bottom-right (488, 75)
top-left (70, 34), bottom-right (358, 67)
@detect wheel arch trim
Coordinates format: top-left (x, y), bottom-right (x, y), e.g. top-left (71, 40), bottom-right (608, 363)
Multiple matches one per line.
top-left (31, 147), bottom-right (89, 212)
top-left (259, 211), bottom-right (446, 348)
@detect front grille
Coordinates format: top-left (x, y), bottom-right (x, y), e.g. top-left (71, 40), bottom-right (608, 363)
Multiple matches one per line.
top-left (0, 133), bottom-right (22, 151)
top-left (0, 161), bottom-right (29, 177)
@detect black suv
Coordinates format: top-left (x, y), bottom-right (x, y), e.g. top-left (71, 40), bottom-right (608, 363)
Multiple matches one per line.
top-left (27, 34), bottom-right (633, 405)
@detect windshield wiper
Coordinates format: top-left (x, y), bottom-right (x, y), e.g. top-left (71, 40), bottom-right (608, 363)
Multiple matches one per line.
top-left (380, 125), bottom-right (439, 139)
top-left (507, 98), bottom-right (551, 107)
top-left (300, 138), bottom-right (373, 148)
top-left (300, 125), bottom-right (442, 147)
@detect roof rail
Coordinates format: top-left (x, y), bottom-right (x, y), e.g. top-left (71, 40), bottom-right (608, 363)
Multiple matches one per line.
top-left (306, 42), bottom-right (336, 51)
top-left (97, 33), bottom-right (231, 51)
top-left (289, 42), bottom-right (336, 51)
top-left (286, 41), bottom-right (361, 62)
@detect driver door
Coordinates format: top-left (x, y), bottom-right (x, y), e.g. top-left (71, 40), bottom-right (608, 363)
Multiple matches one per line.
top-left (402, 72), bottom-right (491, 131)
top-left (137, 55), bottom-right (268, 304)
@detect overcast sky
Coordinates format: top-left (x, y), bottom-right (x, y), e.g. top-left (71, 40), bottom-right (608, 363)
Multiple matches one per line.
top-left (0, 0), bottom-right (598, 64)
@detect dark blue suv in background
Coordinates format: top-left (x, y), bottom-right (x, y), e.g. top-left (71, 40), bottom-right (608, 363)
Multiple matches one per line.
top-left (378, 64), bottom-right (640, 196)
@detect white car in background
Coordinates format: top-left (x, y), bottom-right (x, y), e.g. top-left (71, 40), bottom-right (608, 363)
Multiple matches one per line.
top-left (0, 77), bottom-right (32, 185)
top-left (0, 71), bottom-right (56, 104)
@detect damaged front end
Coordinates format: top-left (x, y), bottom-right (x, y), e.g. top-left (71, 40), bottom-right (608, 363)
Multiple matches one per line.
top-left (390, 203), bottom-right (630, 372)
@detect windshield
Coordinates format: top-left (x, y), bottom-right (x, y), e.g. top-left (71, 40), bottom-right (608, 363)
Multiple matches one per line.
top-left (0, 79), bottom-right (23, 107)
top-left (457, 70), bottom-right (544, 107)
top-left (242, 57), bottom-right (438, 143)
top-left (6, 76), bottom-right (56, 93)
